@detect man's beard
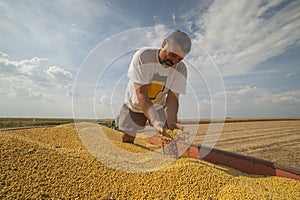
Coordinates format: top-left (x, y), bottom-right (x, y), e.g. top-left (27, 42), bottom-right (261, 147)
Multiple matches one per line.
top-left (162, 59), bottom-right (174, 66)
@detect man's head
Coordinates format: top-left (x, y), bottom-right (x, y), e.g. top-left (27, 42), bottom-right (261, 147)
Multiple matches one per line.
top-left (159, 30), bottom-right (192, 67)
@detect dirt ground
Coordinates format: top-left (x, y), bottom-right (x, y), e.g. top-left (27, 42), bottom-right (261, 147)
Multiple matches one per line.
top-left (186, 120), bottom-right (300, 168)
top-left (1, 123), bottom-right (300, 199)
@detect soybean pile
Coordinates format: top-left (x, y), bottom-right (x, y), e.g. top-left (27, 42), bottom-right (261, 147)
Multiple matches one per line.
top-left (1, 123), bottom-right (299, 199)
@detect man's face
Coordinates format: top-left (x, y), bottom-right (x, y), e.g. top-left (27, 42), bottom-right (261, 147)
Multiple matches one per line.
top-left (159, 40), bottom-right (186, 67)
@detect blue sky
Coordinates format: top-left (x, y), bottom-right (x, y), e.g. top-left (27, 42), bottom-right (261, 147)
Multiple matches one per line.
top-left (0, 0), bottom-right (300, 119)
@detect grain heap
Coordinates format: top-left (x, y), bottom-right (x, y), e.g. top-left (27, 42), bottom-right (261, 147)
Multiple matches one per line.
top-left (1, 123), bottom-right (299, 199)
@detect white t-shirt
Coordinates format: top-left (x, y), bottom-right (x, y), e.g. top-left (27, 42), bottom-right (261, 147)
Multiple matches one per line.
top-left (124, 47), bottom-right (187, 113)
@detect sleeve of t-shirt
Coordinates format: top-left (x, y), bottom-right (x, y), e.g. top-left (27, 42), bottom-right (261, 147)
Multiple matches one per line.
top-left (127, 50), bottom-right (152, 85)
top-left (170, 63), bottom-right (187, 94)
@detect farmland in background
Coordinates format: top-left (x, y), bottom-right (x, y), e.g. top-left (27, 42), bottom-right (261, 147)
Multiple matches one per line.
top-left (0, 118), bottom-right (74, 128)
top-left (0, 118), bottom-right (115, 129)
top-left (190, 120), bottom-right (300, 169)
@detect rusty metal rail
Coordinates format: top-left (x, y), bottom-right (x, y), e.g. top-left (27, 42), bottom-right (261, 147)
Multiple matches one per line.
top-left (149, 136), bottom-right (300, 181)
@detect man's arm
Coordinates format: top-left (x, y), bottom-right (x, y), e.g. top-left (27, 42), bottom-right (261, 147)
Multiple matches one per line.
top-left (134, 83), bottom-right (152, 119)
top-left (134, 83), bottom-right (164, 133)
top-left (165, 90), bottom-right (179, 130)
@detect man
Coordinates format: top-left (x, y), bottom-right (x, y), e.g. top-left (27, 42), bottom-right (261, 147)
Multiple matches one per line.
top-left (118, 30), bottom-right (192, 143)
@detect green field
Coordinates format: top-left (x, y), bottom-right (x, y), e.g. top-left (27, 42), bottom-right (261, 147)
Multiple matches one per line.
top-left (0, 118), bottom-right (119, 129)
top-left (0, 118), bottom-right (74, 129)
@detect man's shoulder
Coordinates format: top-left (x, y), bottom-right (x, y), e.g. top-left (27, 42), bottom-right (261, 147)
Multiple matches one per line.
top-left (135, 47), bottom-right (158, 63)
top-left (136, 47), bottom-right (158, 54)
top-left (175, 61), bottom-right (187, 74)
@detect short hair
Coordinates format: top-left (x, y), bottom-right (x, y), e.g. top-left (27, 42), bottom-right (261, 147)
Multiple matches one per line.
top-left (166, 30), bottom-right (192, 54)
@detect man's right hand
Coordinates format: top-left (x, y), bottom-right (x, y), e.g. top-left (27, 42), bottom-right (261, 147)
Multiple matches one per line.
top-left (148, 105), bottom-right (165, 133)
top-left (152, 120), bottom-right (164, 133)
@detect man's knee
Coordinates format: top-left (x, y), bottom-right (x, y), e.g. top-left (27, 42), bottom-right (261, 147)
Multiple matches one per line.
top-left (121, 131), bottom-right (136, 143)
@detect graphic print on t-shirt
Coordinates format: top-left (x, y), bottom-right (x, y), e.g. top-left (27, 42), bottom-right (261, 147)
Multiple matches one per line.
top-left (148, 73), bottom-right (167, 99)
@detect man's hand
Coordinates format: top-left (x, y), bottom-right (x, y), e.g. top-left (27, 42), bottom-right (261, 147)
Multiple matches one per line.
top-left (175, 123), bottom-right (184, 131)
top-left (152, 120), bottom-right (164, 133)
top-left (148, 105), bottom-right (165, 133)
top-left (175, 124), bottom-right (190, 140)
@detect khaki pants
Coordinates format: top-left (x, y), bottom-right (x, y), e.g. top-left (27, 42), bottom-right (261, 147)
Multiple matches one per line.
top-left (118, 104), bottom-right (166, 134)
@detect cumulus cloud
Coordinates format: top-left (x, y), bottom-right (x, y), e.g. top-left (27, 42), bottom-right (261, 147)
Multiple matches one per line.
top-left (0, 52), bottom-right (48, 75)
top-left (0, 51), bottom-right (73, 100)
top-left (182, 0), bottom-right (300, 76)
top-left (227, 85), bottom-right (300, 104)
top-left (46, 65), bottom-right (73, 80)
top-left (224, 85), bottom-right (300, 117)
top-left (7, 85), bottom-right (53, 100)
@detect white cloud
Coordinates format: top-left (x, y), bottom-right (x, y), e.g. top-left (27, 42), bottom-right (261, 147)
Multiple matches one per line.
top-left (64, 83), bottom-right (73, 96)
top-left (284, 72), bottom-right (296, 78)
top-left (172, 13), bottom-right (176, 26)
top-left (199, 99), bottom-right (212, 107)
top-left (98, 94), bottom-right (109, 105)
top-left (227, 85), bottom-right (300, 104)
top-left (46, 66), bottom-right (73, 80)
top-left (0, 51), bottom-right (73, 102)
top-left (0, 52), bottom-right (49, 75)
top-left (225, 85), bottom-right (300, 117)
top-left (183, 0), bottom-right (300, 76)
top-left (261, 90), bottom-right (300, 104)
top-left (0, 51), bottom-right (75, 116)
top-left (145, 24), bottom-right (171, 47)
top-left (0, 51), bottom-right (9, 61)
top-left (7, 85), bottom-right (53, 100)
